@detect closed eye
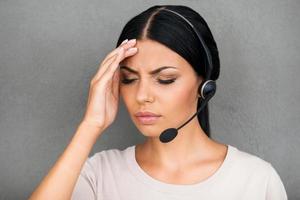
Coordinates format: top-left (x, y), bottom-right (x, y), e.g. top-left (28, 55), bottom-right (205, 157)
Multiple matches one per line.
top-left (121, 78), bottom-right (176, 85)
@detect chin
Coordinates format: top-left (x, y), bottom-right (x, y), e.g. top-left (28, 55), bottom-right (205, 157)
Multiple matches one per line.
top-left (130, 114), bottom-right (165, 135)
top-left (135, 124), bottom-right (162, 137)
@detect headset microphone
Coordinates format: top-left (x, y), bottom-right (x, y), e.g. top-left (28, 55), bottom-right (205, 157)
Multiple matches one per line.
top-left (159, 9), bottom-right (217, 143)
top-left (159, 81), bottom-right (216, 143)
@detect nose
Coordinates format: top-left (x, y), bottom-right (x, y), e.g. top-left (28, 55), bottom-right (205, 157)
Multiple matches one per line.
top-left (135, 79), bottom-right (154, 104)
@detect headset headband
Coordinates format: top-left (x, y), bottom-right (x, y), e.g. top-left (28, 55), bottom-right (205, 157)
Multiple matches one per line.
top-left (162, 8), bottom-right (213, 80)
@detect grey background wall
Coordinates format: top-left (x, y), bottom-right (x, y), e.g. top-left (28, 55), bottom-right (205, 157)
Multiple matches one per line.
top-left (0, 0), bottom-right (299, 199)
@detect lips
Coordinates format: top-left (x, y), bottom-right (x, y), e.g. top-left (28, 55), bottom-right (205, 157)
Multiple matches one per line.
top-left (135, 111), bottom-right (161, 125)
top-left (135, 111), bottom-right (161, 117)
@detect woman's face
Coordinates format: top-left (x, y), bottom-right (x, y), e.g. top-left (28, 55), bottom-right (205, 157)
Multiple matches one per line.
top-left (119, 39), bottom-right (202, 137)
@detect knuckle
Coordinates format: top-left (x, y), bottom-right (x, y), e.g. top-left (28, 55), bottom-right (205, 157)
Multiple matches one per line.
top-left (93, 78), bottom-right (105, 90)
top-left (90, 78), bottom-right (96, 86)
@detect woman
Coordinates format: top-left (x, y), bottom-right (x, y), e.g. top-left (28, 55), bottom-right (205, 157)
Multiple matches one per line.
top-left (29, 5), bottom-right (287, 199)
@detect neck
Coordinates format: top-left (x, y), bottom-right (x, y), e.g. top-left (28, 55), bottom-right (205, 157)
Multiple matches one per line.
top-left (137, 117), bottom-right (215, 171)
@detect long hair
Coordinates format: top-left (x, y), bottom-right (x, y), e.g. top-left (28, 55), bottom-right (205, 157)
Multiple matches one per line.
top-left (116, 5), bottom-right (220, 137)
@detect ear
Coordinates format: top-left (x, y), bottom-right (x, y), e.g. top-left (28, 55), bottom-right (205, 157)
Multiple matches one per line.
top-left (196, 75), bottom-right (204, 88)
top-left (196, 75), bottom-right (204, 99)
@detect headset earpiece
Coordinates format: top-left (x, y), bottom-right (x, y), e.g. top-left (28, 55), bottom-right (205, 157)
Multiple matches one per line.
top-left (198, 80), bottom-right (216, 99)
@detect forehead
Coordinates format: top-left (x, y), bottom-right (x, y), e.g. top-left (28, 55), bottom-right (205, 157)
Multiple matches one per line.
top-left (119, 39), bottom-right (190, 73)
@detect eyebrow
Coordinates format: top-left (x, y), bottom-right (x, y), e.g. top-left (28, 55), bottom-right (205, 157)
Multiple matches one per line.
top-left (119, 65), bottom-right (177, 75)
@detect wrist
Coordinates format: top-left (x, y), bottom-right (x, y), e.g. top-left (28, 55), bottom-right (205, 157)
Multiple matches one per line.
top-left (75, 121), bottom-right (104, 144)
top-left (79, 120), bottom-right (104, 132)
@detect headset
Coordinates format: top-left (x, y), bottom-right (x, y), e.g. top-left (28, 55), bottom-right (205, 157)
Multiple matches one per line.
top-left (158, 8), bottom-right (217, 143)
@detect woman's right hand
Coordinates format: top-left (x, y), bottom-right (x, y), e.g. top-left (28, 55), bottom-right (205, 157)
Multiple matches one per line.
top-left (80, 38), bottom-right (138, 135)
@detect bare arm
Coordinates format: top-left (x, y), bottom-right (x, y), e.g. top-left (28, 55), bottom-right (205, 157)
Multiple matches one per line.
top-left (28, 122), bottom-right (102, 200)
top-left (28, 38), bottom-right (137, 199)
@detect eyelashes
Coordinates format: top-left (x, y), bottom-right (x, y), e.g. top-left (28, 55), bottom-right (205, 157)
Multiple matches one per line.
top-left (121, 78), bottom-right (176, 85)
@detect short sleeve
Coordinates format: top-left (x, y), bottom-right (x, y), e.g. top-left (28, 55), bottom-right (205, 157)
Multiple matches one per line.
top-left (265, 163), bottom-right (288, 200)
top-left (71, 153), bottom-right (101, 200)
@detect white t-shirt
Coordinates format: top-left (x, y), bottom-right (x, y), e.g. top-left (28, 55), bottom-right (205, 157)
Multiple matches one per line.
top-left (71, 144), bottom-right (288, 199)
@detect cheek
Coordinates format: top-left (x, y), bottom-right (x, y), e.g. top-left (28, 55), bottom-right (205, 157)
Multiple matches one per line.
top-left (162, 83), bottom-right (195, 113)
top-left (120, 88), bottom-right (131, 107)
top-left (154, 84), bottom-right (196, 130)
top-left (120, 87), bottom-right (137, 117)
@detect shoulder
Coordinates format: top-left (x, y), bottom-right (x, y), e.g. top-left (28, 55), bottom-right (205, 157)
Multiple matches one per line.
top-left (229, 145), bottom-right (273, 170)
top-left (228, 145), bottom-right (287, 199)
top-left (92, 145), bottom-right (131, 159)
top-left (85, 145), bottom-right (133, 169)
top-left (227, 145), bottom-right (277, 182)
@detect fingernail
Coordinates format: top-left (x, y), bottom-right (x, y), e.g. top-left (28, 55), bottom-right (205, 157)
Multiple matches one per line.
top-left (121, 39), bottom-right (128, 45)
top-left (128, 47), bottom-right (137, 53)
top-left (127, 38), bottom-right (136, 44)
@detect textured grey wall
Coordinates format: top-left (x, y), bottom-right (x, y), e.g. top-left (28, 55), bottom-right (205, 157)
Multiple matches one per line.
top-left (0, 0), bottom-right (299, 199)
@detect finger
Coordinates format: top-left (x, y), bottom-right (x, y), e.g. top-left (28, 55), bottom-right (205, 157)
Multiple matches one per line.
top-left (121, 39), bottom-right (129, 45)
top-left (112, 67), bottom-right (120, 100)
top-left (97, 54), bottom-right (117, 77)
top-left (104, 46), bottom-right (138, 90)
top-left (94, 44), bottom-right (138, 84)
top-left (101, 39), bottom-right (136, 67)
top-left (101, 47), bottom-right (125, 84)
top-left (123, 47), bottom-right (138, 57)
top-left (105, 45), bottom-right (139, 80)
top-left (102, 44), bottom-right (139, 82)
top-left (91, 53), bottom-right (118, 84)
top-left (94, 39), bottom-right (136, 82)
top-left (96, 40), bottom-right (126, 80)
top-left (100, 39), bottom-right (129, 66)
